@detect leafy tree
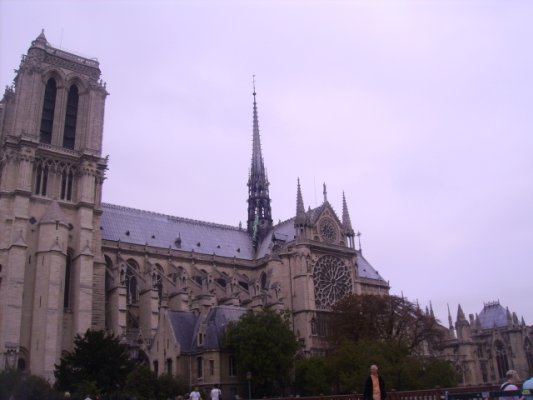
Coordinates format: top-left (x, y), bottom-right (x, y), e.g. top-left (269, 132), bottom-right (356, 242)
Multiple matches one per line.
top-left (294, 357), bottom-right (333, 396)
top-left (124, 365), bottom-right (158, 400)
top-left (417, 358), bottom-right (458, 389)
top-left (157, 373), bottom-right (188, 399)
top-left (54, 329), bottom-right (135, 394)
top-left (224, 309), bottom-right (299, 397)
top-left (0, 369), bottom-right (59, 400)
top-left (329, 294), bottom-right (445, 353)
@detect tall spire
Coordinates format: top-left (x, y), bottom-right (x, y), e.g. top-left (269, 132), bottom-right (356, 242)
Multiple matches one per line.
top-left (251, 76), bottom-right (265, 177)
top-left (247, 78), bottom-right (272, 244)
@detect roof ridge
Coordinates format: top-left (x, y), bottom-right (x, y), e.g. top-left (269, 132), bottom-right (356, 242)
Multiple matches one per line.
top-left (101, 202), bottom-right (246, 232)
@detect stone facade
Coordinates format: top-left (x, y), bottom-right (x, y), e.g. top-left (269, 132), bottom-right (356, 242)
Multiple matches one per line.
top-left (0, 32), bottom-right (107, 382)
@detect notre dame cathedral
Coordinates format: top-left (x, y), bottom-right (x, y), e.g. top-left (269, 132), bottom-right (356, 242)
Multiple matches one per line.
top-left (0, 33), bottom-right (531, 394)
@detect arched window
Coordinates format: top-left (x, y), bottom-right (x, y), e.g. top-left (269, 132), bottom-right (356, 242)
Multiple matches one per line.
top-left (260, 272), bottom-right (268, 290)
top-left (495, 340), bottom-right (509, 379)
top-left (40, 78), bottom-right (57, 144)
top-left (525, 338), bottom-right (533, 374)
top-left (63, 85), bottom-right (79, 149)
top-left (125, 260), bottom-right (139, 305)
top-left (63, 251), bottom-right (72, 308)
top-left (154, 264), bottom-right (164, 302)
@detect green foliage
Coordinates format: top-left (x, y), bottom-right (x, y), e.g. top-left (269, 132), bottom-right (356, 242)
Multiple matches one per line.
top-left (0, 369), bottom-right (59, 400)
top-left (224, 309), bottom-right (299, 397)
top-left (157, 373), bottom-right (188, 399)
top-left (124, 365), bottom-right (158, 400)
top-left (54, 329), bottom-right (135, 394)
top-left (294, 357), bottom-right (333, 396)
top-left (73, 380), bottom-right (100, 400)
top-left (327, 339), bottom-right (457, 392)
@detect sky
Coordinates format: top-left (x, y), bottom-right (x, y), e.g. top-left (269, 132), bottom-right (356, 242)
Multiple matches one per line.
top-left (1, 0), bottom-right (532, 327)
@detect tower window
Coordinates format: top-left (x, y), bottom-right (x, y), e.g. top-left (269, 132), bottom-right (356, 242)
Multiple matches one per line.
top-left (40, 78), bottom-right (57, 144)
top-left (63, 85), bottom-right (79, 149)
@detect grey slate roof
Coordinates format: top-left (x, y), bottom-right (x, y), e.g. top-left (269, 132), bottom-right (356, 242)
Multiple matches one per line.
top-left (357, 250), bottom-right (386, 282)
top-left (100, 203), bottom-right (255, 259)
top-left (478, 302), bottom-right (509, 329)
top-left (101, 203), bottom-right (385, 283)
top-left (167, 306), bottom-right (248, 353)
top-left (167, 310), bottom-right (198, 352)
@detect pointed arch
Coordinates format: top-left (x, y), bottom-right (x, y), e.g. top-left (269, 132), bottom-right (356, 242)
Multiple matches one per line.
top-left (126, 259), bottom-right (139, 305)
top-left (525, 337), bottom-right (533, 373)
top-left (63, 84), bottom-right (79, 149)
top-left (494, 340), bottom-right (509, 380)
top-left (40, 77), bottom-right (57, 144)
top-left (153, 264), bottom-right (164, 302)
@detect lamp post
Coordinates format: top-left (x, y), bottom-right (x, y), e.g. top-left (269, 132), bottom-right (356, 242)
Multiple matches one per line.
top-left (246, 371), bottom-right (252, 400)
top-left (5, 346), bottom-right (18, 369)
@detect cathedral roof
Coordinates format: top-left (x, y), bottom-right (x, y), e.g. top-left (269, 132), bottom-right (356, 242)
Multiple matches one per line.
top-left (167, 306), bottom-right (248, 352)
top-left (100, 203), bottom-right (255, 259)
top-left (478, 301), bottom-right (509, 329)
top-left (357, 250), bottom-right (386, 281)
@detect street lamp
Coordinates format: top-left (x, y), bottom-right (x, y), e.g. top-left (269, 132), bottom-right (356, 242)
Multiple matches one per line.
top-left (5, 346), bottom-right (18, 369)
top-left (246, 371), bottom-right (252, 400)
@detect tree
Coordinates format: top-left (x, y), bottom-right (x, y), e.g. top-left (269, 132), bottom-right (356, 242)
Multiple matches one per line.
top-left (54, 329), bottom-right (135, 394)
top-left (157, 373), bottom-right (188, 400)
top-left (0, 369), bottom-right (59, 400)
top-left (224, 309), bottom-right (299, 397)
top-left (329, 294), bottom-right (445, 353)
top-left (294, 357), bottom-right (333, 396)
top-left (124, 365), bottom-right (158, 400)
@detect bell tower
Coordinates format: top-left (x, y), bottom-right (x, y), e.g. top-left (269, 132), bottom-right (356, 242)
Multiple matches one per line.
top-left (0, 31), bottom-right (108, 379)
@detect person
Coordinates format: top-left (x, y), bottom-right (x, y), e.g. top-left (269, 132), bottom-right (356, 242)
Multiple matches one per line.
top-left (210, 384), bottom-right (222, 400)
top-left (190, 387), bottom-right (202, 400)
top-left (84, 396), bottom-right (92, 400)
top-left (500, 370), bottom-right (521, 400)
top-left (523, 376), bottom-right (533, 400)
top-left (363, 364), bottom-right (386, 400)
top-left (64, 392), bottom-right (71, 400)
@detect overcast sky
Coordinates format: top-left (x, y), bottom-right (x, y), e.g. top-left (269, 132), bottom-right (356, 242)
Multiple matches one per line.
top-left (1, 0), bottom-right (532, 326)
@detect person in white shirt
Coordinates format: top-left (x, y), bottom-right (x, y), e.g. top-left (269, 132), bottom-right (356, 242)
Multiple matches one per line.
top-left (190, 387), bottom-right (202, 400)
top-left (210, 384), bottom-right (222, 400)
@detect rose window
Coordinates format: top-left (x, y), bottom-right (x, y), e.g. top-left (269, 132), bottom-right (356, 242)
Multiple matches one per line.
top-left (313, 255), bottom-right (352, 309)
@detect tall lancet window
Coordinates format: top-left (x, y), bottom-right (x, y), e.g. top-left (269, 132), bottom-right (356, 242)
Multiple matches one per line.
top-left (63, 85), bottom-right (79, 149)
top-left (125, 260), bottom-right (139, 305)
top-left (34, 164), bottom-right (49, 196)
top-left (60, 167), bottom-right (74, 201)
top-left (40, 78), bottom-right (57, 144)
top-left (63, 251), bottom-right (72, 308)
top-left (495, 340), bottom-right (509, 379)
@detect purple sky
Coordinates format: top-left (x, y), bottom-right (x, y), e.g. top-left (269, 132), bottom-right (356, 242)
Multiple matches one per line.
top-left (1, 1), bottom-right (532, 326)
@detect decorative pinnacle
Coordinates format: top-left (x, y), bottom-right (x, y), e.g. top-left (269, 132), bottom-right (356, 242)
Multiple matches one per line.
top-left (342, 191), bottom-right (354, 232)
top-left (323, 182), bottom-right (328, 203)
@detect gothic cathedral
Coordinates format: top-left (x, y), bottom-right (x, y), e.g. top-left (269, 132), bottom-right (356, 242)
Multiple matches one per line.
top-left (0, 33), bottom-right (388, 391)
top-left (6, 32), bottom-right (531, 394)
